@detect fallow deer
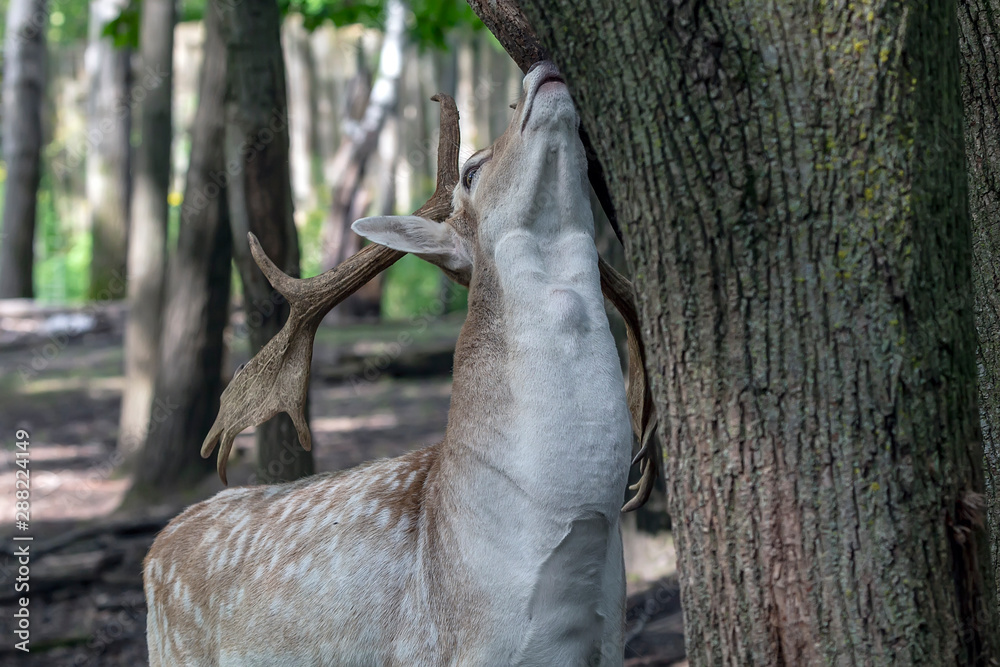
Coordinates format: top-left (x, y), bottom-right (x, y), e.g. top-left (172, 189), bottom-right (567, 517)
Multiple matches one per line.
top-left (144, 62), bottom-right (657, 666)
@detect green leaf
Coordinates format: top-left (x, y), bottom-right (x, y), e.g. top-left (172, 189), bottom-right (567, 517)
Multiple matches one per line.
top-left (277, 0), bottom-right (484, 48)
top-left (102, 0), bottom-right (141, 49)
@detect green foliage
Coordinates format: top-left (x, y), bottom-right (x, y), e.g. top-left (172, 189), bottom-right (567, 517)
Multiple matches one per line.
top-left (46, 3), bottom-right (90, 45)
top-left (105, 0), bottom-right (482, 50)
top-left (22, 0), bottom-right (481, 309)
top-left (33, 175), bottom-right (92, 303)
top-left (407, 0), bottom-right (483, 49)
top-left (21, 0), bottom-right (481, 52)
top-left (179, 0), bottom-right (207, 22)
top-left (381, 253), bottom-right (466, 320)
top-left (102, 0), bottom-right (141, 49)
top-left (298, 205), bottom-right (466, 320)
top-left (279, 0), bottom-right (382, 31)
top-left (92, 0), bottom-right (483, 49)
top-left (299, 207), bottom-right (328, 279)
top-left (0, 0), bottom-right (90, 46)
top-left (382, 254), bottom-right (440, 319)
top-left (278, 0), bottom-right (483, 49)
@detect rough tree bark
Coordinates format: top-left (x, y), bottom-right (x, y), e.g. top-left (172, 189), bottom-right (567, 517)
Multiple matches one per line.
top-left (0, 0), bottom-right (47, 299)
top-left (477, 0), bottom-right (1000, 663)
top-left (119, 0), bottom-right (175, 455)
top-left (86, 0), bottom-right (132, 300)
top-left (128, 0), bottom-right (230, 498)
top-left (220, 0), bottom-right (314, 484)
top-left (958, 0), bottom-right (1000, 604)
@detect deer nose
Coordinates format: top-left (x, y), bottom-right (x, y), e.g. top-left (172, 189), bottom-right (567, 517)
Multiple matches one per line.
top-left (527, 61), bottom-right (558, 77)
top-left (523, 60), bottom-right (560, 94)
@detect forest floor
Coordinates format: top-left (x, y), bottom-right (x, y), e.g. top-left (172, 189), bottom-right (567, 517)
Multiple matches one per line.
top-left (0, 301), bottom-right (685, 666)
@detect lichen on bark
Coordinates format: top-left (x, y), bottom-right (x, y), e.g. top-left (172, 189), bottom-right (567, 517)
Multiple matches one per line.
top-left (521, 0), bottom-right (999, 662)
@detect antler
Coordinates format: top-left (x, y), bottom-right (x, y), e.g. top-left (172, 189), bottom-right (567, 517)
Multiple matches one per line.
top-left (202, 95), bottom-right (461, 484)
top-left (599, 258), bottom-right (660, 512)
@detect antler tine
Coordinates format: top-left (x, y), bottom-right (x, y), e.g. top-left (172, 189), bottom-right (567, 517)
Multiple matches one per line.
top-left (598, 256), bottom-right (660, 512)
top-left (247, 232), bottom-right (300, 300)
top-left (201, 94), bottom-right (461, 484)
top-left (243, 94), bottom-right (460, 309)
top-left (419, 94), bottom-right (461, 220)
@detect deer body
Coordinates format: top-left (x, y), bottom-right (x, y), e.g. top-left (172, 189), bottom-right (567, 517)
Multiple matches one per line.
top-left (145, 63), bottom-right (632, 666)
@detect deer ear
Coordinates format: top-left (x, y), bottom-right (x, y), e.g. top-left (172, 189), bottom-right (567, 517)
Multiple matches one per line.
top-left (352, 215), bottom-right (472, 273)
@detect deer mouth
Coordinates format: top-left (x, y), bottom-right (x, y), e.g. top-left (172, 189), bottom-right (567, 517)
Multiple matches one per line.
top-left (538, 73), bottom-right (566, 89)
top-left (520, 66), bottom-right (568, 133)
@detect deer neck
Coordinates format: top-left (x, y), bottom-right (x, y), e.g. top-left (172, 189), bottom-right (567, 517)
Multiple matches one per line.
top-left (442, 134), bottom-right (632, 521)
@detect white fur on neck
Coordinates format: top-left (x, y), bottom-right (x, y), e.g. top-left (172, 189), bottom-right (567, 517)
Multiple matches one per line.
top-left (445, 129), bottom-right (633, 665)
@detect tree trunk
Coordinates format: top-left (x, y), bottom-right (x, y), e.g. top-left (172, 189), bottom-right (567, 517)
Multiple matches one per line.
top-left (456, 35), bottom-right (478, 156)
top-left (321, 0), bottom-right (406, 277)
top-left (86, 0), bottom-right (132, 301)
top-left (311, 27), bottom-right (347, 199)
top-left (958, 0), bottom-right (1000, 605)
top-left (283, 14), bottom-right (317, 213)
top-left (517, 0), bottom-right (999, 663)
top-left (484, 30), bottom-right (518, 143)
top-left (220, 0), bottom-right (313, 484)
top-left (343, 113), bottom-right (399, 321)
top-left (128, 2), bottom-right (231, 498)
top-left (0, 0), bottom-right (47, 299)
top-left (119, 0), bottom-right (175, 456)
top-left (320, 53), bottom-right (371, 275)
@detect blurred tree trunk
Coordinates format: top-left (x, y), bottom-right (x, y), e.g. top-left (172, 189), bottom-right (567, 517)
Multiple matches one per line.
top-left (958, 0), bottom-right (1000, 604)
top-left (283, 15), bottom-right (317, 213)
top-left (455, 36), bottom-right (478, 157)
top-left (86, 0), bottom-right (132, 300)
top-left (311, 28), bottom-right (347, 197)
top-left (321, 45), bottom-right (370, 277)
top-left (483, 0), bottom-right (1000, 662)
top-left (0, 0), bottom-right (47, 299)
top-left (347, 113), bottom-right (400, 321)
top-left (321, 0), bottom-right (405, 298)
top-left (119, 0), bottom-right (175, 455)
top-left (221, 0), bottom-right (314, 484)
top-left (129, 1), bottom-right (230, 496)
top-left (484, 31), bottom-right (516, 143)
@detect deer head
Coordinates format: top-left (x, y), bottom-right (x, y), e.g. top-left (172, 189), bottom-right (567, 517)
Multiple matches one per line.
top-left (201, 79), bottom-right (657, 508)
top-left (350, 62), bottom-right (587, 285)
top-left (352, 62), bottom-right (657, 508)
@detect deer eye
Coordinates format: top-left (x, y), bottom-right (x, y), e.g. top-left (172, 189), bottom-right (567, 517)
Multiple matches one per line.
top-left (462, 163), bottom-right (482, 190)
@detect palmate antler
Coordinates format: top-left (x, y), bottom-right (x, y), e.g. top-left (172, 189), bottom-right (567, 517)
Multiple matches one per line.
top-left (200, 95), bottom-right (461, 484)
